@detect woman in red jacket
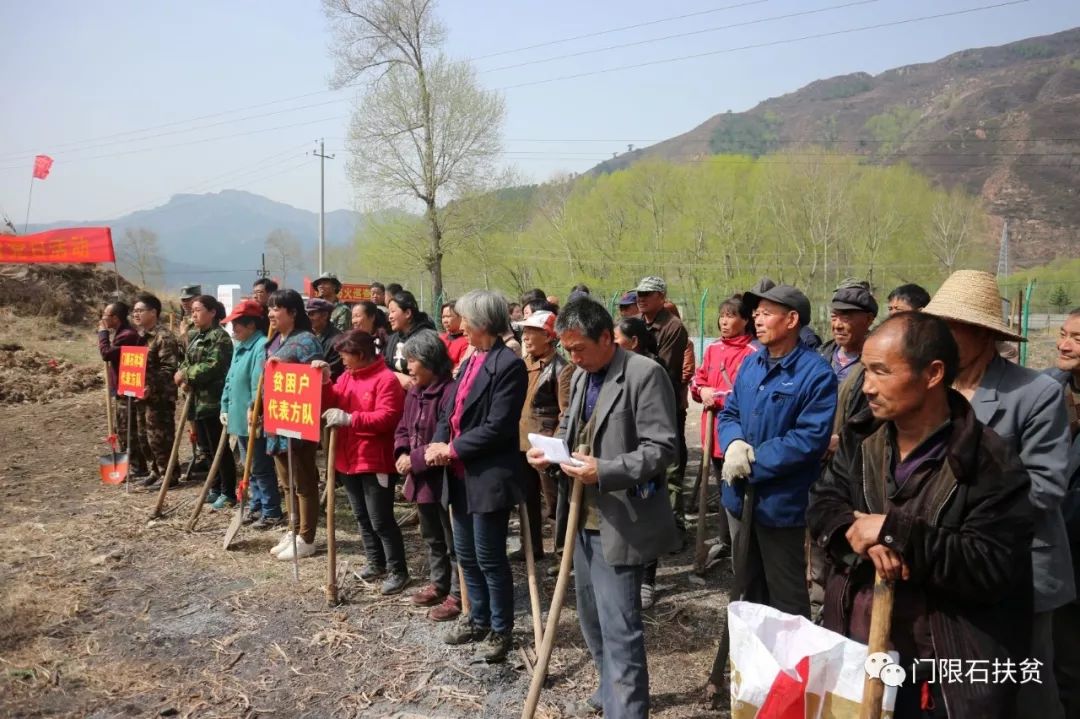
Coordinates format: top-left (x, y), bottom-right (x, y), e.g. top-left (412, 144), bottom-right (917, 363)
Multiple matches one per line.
top-left (316, 330), bottom-right (408, 595)
top-left (689, 294), bottom-right (757, 553)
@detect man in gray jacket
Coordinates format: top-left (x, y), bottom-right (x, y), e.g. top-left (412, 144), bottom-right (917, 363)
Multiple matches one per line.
top-left (527, 297), bottom-right (679, 719)
top-left (926, 271), bottom-right (1074, 718)
top-left (1047, 308), bottom-right (1080, 716)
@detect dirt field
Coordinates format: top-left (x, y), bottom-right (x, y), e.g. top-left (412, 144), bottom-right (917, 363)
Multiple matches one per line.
top-left (0, 392), bottom-right (732, 719)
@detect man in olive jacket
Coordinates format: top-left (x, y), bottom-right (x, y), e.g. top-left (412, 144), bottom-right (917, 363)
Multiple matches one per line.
top-left (528, 297), bottom-right (678, 719)
top-left (808, 313), bottom-right (1033, 719)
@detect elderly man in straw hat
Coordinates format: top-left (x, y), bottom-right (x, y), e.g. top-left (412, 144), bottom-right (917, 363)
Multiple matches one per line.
top-left (925, 269), bottom-right (1074, 718)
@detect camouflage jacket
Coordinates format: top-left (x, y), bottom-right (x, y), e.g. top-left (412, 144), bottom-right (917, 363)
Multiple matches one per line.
top-left (179, 325), bottom-right (234, 418)
top-left (331, 302), bottom-right (351, 333)
top-left (141, 324), bottom-right (181, 406)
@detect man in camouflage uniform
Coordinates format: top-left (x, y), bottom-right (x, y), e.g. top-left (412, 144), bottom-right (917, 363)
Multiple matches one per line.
top-left (177, 284), bottom-right (210, 470)
top-left (131, 292), bottom-right (182, 489)
top-left (312, 272), bottom-right (351, 333)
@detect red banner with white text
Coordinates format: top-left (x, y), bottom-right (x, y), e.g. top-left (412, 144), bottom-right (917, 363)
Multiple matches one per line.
top-left (0, 227), bottom-right (115, 264)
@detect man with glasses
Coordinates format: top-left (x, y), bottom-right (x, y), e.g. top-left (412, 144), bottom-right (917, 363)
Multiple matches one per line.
top-left (131, 293), bottom-right (182, 489)
top-left (717, 283), bottom-right (837, 619)
top-left (251, 278), bottom-right (278, 310)
top-left (634, 276), bottom-right (690, 541)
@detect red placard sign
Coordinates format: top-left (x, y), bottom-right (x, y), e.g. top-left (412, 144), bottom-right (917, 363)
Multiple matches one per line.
top-left (117, 346), bottom-right (149, 398)
top-left (339, 283), bottom-right (372, 302)
top-left (0, 227), bottom-right (116, 264)
top-left (263, 363), bottom-right (323, 442)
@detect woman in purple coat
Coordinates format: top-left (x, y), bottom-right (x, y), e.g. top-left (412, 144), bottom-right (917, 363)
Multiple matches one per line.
top-left (394, 329), bottom-right (462, 623)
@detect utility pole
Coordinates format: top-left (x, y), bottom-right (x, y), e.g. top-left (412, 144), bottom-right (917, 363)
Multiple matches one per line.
top-left (312, 139), bottom-right (335, 276)
top-left (258, 253), bottom-right (269, 279)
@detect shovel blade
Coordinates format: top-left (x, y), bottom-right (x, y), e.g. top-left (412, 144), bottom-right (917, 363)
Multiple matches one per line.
top-left (99, 453), bottom-right (129, 485)
top-left (223, 504), bottom-right (245, 550)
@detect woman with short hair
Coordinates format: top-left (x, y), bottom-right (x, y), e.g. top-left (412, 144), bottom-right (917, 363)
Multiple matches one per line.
top-left (351, 300), bottom-right (390, 352)
top-left (265, 289), bottom-right (326, 561)
top-left (176, 295), bottom-right (237, 508)
top-left (316, 330), bottom-right (408, 594)
top-left (395, 329), bottom-right (463, 621)
top-left (425, 290), bottom-right (527, 663)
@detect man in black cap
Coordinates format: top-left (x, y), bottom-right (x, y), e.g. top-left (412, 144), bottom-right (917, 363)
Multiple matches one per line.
top-left (820, 279), bottom-right (878, 383)
top-left (306, 297), bottom-right (344, 382)
top-left (717, 283), bottom-right (837, 619)
top-left (312, 272), bottom-right (351, 333)
top-left (618, 291), bottom-right (639, 319)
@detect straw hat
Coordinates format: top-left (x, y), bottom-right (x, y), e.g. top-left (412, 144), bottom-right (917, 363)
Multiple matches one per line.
top-left (923, 270), bottom-right (1025, 342)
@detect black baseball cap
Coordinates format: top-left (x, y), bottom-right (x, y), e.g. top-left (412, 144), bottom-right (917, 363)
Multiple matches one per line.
top-left (744, 284), bottom-right (812, 327)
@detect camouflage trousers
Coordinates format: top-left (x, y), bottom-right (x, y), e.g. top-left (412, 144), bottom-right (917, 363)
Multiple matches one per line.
top-left (115, 395), bottom-right (147, 473)
top-left (135, 397), bottom-right (177, 475)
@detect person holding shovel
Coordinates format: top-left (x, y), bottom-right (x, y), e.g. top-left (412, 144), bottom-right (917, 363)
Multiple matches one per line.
top-left (98, 301), bottom-right (146, 474)
top-left (528, 297), bottom-right (680, 719)
top-left (176, 295), bottom-right (236, 509)
top-left (716, 283), bottom-right (836, 619)
top-left (808, 312), bottom-right (1035, 718)
top-left (394, 329), bottom-right (463, 621)
top-left (131, 293), bottom-right (181, 490)
top-left (315, 329), bottom-right (409, 595)
top-left (220, 299), bottom-right (281, 528)
top-left (265, 289), bottom-right (326, 562)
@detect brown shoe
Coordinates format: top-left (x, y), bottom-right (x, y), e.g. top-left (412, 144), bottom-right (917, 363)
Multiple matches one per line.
top-left (428, 594), bottom-right (462, 622)
top-left (410, 583), bottom-right (445, 607)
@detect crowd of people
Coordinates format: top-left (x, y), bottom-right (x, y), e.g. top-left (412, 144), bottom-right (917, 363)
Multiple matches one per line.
top-left (94, 267), bottom-right (1080, 719)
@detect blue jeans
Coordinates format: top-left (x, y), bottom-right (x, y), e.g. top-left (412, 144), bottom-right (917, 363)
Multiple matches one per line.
top-left (452, 508), bottom-right (513, 634)
top-left (574, 529), bottom-right (649, 719)
top-left (238, 435), bottom-right (281, 518)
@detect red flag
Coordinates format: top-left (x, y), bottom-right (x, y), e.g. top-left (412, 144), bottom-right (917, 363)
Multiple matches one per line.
top-left (33, 155), bottom-right (53, 180)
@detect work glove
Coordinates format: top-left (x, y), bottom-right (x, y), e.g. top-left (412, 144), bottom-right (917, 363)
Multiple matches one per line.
top-left (322, 408), bottom-right (352, 428)
top-left (721, 439), bottom-right (755, 485)
top-left (219, 412), bottom-right (228, 427)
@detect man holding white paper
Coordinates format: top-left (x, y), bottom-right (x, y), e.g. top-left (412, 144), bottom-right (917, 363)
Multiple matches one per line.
top-left (527, 296), bottom-right (678, 719)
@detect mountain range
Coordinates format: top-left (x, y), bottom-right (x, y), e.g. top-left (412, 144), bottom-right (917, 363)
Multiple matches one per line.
top-left (27, 190), bottom-right (364, 290)
top-left (592, 26), bottom-right (1080, 267)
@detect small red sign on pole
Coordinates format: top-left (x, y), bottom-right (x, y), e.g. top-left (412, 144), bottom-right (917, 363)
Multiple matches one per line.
top-left (338, 283), bottom-right (372, 303)
top-left (263, 363), bottom-right (323, 442)
top-left (117, 346), bottom-right (149, 399)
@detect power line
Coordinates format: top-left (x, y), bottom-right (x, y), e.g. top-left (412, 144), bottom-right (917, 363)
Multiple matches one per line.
top-left (482, 0), bottom-right (882, 73)
top-left (0, 116), bottom-right (345, 172)
top-left (497, 0), bottom-right (1031, 90)
top-left (471, 0), bottom-right (771, 60)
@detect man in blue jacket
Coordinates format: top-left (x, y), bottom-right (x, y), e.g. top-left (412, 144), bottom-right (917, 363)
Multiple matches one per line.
top-left (717, 284), bottom-right (837, 618)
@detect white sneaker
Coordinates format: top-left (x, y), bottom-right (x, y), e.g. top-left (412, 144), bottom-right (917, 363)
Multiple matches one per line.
top-left (276, 535), bottom-right (316, 561)
top-left (269, 531), bottom-right (295, 556)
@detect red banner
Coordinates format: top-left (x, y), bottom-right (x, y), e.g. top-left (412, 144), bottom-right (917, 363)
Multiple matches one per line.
top-left (263, 362), bottom-right (323, 442)
top-left (0, 227), bottom-right (115, 264)
top-left (117, 346), bottom-right (149, 399)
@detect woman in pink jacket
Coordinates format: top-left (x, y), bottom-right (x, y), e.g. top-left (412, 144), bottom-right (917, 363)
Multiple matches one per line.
top-left (315, 330), bottom-right (408, 595)
top-left (689, 294), bottom-right (757, 552)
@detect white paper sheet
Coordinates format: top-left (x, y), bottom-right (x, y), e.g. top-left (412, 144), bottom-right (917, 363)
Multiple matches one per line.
top-left (527, 433), bottom-right (585, 467)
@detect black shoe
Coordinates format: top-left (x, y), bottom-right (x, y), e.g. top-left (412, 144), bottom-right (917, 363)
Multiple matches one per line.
top-left (380, 573), bottom-right (409, 596)
top-left (252, 515), bottom-right (285, 530)
top-left (139, 472), bottom-right (161, 488)
top-left (476, 631), bottom-right (512, 663)
top-left (443, 619), bottom-right (489, 646)
top-left (241, 512), bottom-right (260, 526)
top-left (355, 565), bottom-right (386, 582)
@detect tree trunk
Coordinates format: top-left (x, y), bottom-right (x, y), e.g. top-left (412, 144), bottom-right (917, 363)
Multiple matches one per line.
top-left (426, 200), bottom-right (444, 301)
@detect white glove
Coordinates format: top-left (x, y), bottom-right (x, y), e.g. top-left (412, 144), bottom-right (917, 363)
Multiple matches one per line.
top-left (721, 440), bottom-right (756, 485)
top-left (322, 408), bottom-right (351, 428)
top-left (219, 412), bottom-right (228, 427)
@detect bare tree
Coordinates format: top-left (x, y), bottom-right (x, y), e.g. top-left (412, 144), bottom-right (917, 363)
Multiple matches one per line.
top-left (926, 188), bottom-right (984, 275)
top-left (118, 227), bottom-right (162, 287)
top-left (324, 0), bottom-right (505, 299)
top-left (265, 229), bottom-right (302, 286)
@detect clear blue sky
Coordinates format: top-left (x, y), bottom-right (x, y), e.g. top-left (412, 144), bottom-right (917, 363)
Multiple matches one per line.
top-left (1, 0), bottom-right (1078, 225)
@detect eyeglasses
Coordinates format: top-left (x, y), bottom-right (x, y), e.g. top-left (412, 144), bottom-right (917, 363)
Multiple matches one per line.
top-left (132, 307), bottom-right (147, 314)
